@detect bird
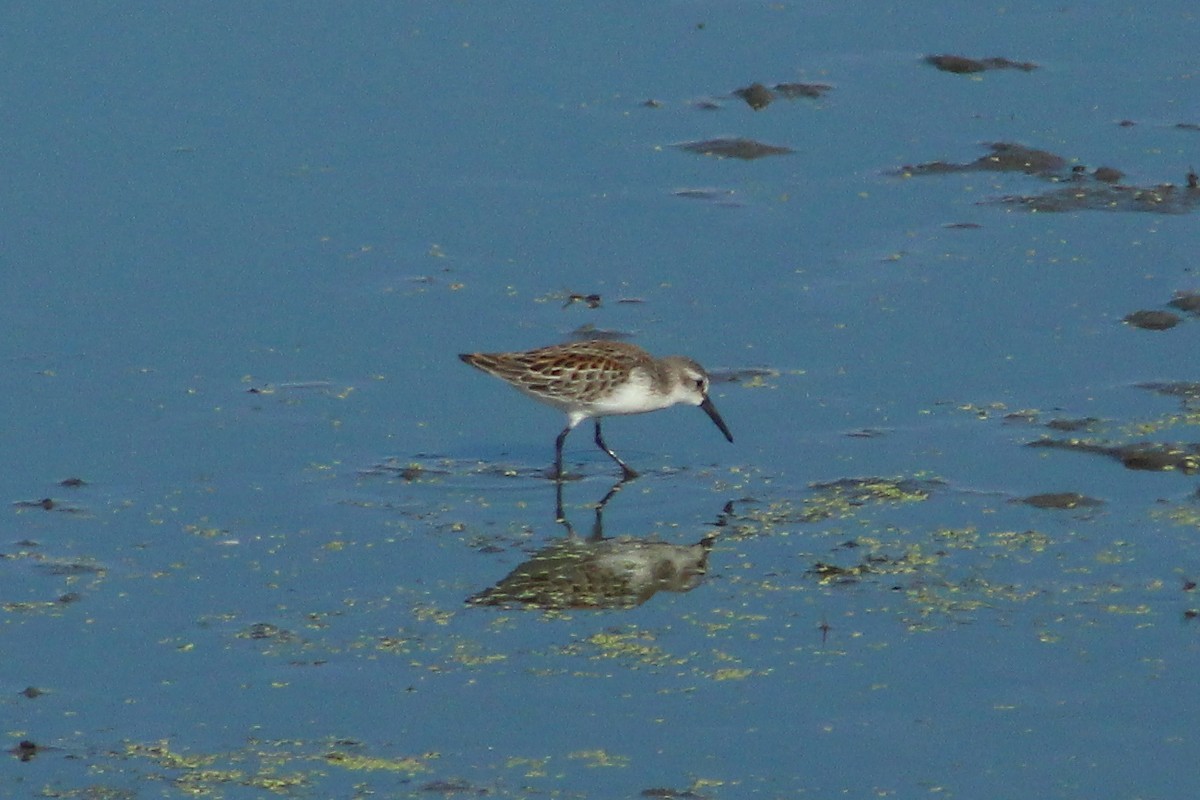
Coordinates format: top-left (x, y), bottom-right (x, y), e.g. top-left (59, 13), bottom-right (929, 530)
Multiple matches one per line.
top-left (458, 339), bottom-right (733, 480)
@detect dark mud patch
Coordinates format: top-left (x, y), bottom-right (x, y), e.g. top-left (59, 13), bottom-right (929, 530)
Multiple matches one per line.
top-left (560, 292), bottom-right (602, 309)
top-left (422, 778), bottom-right (491, 795)
top-left (733, 81), bottom-right (831, 110)
top-left (1118, 119), bottom-right (1200, 136)
top-left (674, 138), bottom-right (794, 160)
top-left (896, 142), bottom-right (1067, 177)
top-left (1045, 416), bottom-right (1103, 432)
top-left (1167, 291), bottom-right (1200, 314)
top-left (733, 82), bottom-right (773, 110)
top-left (357, 457), bottom-right (455, 483)
top-left (1137, 382), bottom-right (1200, 408)
top-left (1000, 411), bottom-right (1104, 432)
top-left (994, 174), bottom-right (1200, 214)
top-left (11, 497), bottom-right (87, 514)
top-left (1122, 289), bottom-right (1200, 330)
top-left (8, 740), bottom-right (45, 762)
top-left (1016, 492), bottom-right (1104, 510)
top-left (1124, 309), bottom-right (1182, 330)
top-left (640, 786), bottom-right (709, 799)
top-left (32, 558), bottom-right (106, 577)
top-left (773, 82), bottom-right (832, 99)
top-left (924, 54), bottom-right (1039, 74)
top-left (897, 143), bottom-right (1199, 214)
top-left (1026, 438), bottom-right (1200, 474)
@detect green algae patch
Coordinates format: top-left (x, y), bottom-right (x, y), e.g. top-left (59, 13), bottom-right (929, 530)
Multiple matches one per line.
top-left (322, 750), bottom-right (436, 774)
top-left (728, 475), bottom-right (941, 536)
top-left (569, 749), bottom-right (630, 768)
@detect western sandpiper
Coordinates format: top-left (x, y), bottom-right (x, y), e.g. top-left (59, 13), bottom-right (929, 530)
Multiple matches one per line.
top-left (458, 340), bottom-right (733, 480)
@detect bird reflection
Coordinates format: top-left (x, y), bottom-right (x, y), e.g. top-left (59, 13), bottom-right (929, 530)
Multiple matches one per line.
top-left (467, 481), bottom-right (720, 610)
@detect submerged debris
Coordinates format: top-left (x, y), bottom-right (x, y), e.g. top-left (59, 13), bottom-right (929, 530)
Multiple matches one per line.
top-left (672, 187), bottom-right (741, 206)
top-left (674, 138), bottom-right (794, 160)
top-left (421, 778), bottom-right (488, 795)
top-left (1045, 417), bottom-right (1101, 432)
top-left (8, 740), bottom-right (42, 762)
top-left (641, 787), bottom-right (708, 799)
top-left (925, 54), bottom-right (1039, 73)
top-left (773, 82), bottom-right (831, 99)
top-left (14, 498), bottom-right (56, 511)
top-left (238, 623), bottom-right (298, 642)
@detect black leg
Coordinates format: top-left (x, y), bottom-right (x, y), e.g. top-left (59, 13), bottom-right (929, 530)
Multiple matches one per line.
top-left (555, 426), bottom-right (571, 483)
top-left (555, 478), bottom-right (566, 524)
top-left (594, 420), bottom-right (638, 480)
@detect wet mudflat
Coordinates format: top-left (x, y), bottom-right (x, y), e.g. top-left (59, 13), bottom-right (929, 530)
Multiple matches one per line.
top-left (4, 3), bottom-right (1200, 798)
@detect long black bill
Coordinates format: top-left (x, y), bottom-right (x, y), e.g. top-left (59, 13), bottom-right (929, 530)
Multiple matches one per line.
top-left (700, 396), bottom-right (734, 443)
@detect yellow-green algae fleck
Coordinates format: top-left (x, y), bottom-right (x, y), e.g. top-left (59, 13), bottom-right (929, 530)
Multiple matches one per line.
top-left (322, 750), bottom-right (435, 774)
top-left (569, 748), bottom-right (630, 768)
top-left (504, 755), bottom-right (550, 777)
top-left (559, 627), bottom-right (686, 668)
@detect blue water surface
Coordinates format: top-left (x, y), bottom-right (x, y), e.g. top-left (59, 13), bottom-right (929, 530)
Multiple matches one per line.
top-left (3, 2), bottom-right (1199, 798)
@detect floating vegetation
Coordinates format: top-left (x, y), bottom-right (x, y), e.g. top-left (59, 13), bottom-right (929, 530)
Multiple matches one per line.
top-left (237, 622), bottom-right (299, 642)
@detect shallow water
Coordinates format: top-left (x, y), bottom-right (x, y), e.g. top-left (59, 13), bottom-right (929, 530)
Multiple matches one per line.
top-left (4, 3), bottom-right (1200, 797)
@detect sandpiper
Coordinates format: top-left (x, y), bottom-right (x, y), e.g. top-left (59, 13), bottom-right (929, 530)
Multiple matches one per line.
top-left (458, 339), bottom-right (733, 480)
